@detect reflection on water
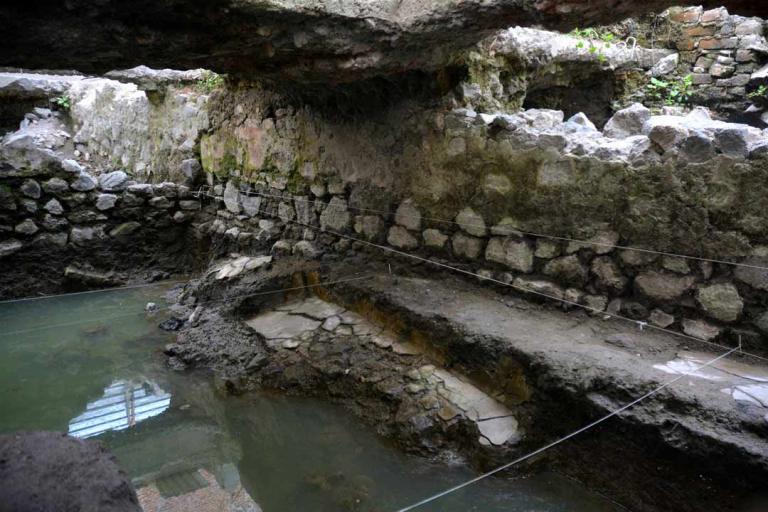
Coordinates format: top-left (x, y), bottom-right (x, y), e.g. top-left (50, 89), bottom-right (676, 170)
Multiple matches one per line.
top-left (68, 380), bottom-right (171, 439)
top-left (0, 285), bottom-right (619, 512)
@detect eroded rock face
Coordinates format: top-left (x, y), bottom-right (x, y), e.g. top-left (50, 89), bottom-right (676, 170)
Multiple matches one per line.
top-left (2, 1), bottom-right (765, 83)
top-left (0, 432), bottom-right (141, 512)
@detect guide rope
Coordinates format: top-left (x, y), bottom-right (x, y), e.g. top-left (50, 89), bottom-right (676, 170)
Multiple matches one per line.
top-left (393, 346), bottom-right (741, 511)
top-left (0, 281), bottom-right (184, 305)
top-left (206, 187), bottom-right (768, 272)
top-left (0, 273), bottom-right (372, 337)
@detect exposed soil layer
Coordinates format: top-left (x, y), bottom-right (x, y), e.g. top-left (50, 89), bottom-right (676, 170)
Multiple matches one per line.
top-left (0, 431), bottom-right (141, 512)
top-left (165, 255), bottom-right (768, 512)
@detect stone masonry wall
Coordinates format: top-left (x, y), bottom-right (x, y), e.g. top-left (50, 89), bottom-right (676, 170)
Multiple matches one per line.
top-left (198, 100), bottom-right (768, 354)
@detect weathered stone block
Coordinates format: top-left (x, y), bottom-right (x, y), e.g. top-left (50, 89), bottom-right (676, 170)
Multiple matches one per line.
top-left (455, 207), bottom-right (486, 237)
top-left (452, 233), bottom-right (483, 260)
top-left (387, 226), bottom-right (419, 250)
top-left (423, 229), bottom-right (448, 249)
top-left (395, 199), bottom-right (421, 231)
top-left (320, 197), bottom-right (351, 232)
top-left (697, 282), bottom-right (743, 322)
top-left (635, 271), bottom-right (695, 301)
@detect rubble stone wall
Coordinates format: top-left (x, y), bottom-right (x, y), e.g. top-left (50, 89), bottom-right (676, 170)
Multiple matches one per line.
top-left (197, 98), bottom-right (768, 353)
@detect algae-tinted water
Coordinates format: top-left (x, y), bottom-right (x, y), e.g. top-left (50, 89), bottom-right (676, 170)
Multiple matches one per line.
top-left (0, 285), bottom-right (620, 511)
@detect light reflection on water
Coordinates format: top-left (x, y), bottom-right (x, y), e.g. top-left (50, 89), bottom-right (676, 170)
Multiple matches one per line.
top-left (68, 380), bottom-right (171, 439)
top-left (0, 285), bottom-right (620, 512)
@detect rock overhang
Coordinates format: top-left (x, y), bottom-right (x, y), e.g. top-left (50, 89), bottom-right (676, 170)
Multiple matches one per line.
top-left (2, 0), bottom-right (768, 84)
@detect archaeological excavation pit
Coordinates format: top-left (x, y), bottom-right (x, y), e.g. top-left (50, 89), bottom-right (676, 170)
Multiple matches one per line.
top-left (3, 2), bottom-right (768, 511)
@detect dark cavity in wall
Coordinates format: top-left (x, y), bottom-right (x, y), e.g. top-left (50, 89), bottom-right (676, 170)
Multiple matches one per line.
top-left (270, 66), bottom-right (467, 120)
top-left (523, 69), bottom-right (616, 128)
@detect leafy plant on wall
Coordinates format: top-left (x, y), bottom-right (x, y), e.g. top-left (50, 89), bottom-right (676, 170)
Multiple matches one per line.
top-left (644, 75), bottom-right (694, 106)
top-left (570, 28), bottom-right (618, 64)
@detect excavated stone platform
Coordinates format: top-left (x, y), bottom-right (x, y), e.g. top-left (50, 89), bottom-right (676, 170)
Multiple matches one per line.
top-left (165, 256), bottom-right (768, 512)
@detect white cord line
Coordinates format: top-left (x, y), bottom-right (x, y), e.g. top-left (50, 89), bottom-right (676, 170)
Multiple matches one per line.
top-left (0, 280), bottom-right (185, 305)
top-left (239, 203), bottom-right (768, 365)
top-left (0, 273), bottom-right (372, 337)
top-left (394, 345), bottom-right (741, 512)
top-left (217, 187), bottom-right (768, 272)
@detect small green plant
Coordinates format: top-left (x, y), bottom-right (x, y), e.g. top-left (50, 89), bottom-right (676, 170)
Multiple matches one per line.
top-left (571, 28), bottom-right (617, 64)
top-left (645, 75), bottom-right (694, 106)
top-left (51, 95), bottom-right (71, 110)
top-left (196, 71), bottom-right (225, 93)
top-left (748, 85), bottom-right (768, 100)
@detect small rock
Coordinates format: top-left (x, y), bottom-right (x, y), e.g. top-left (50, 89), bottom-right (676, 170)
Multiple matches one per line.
top-left (543, 255), bottom-right (588, 286)
top-left (282, 339), bottom-right (301, 350)
top-left (109, 222), bottom-right (141, 238)
top-left (322, 316), bottom-right (341, 331)
top-left (604, 103), bottom-right (652, 139)
top-left (159, 317), bottom-right (184, 331)
top-left (95, 194), bottom-right (118, 211)
top-left (293, 240), bottom-right (320, 259)
top-left (387, 226), bottom-right (419, 250)
top-left (61, 159), bottom-right (84, 174)
top-left (98, 171), bottom-right (130, 191)
top-left (696, 283), bottom-right (744, 322)
top-left (149, 196), bottom-right (172, 209)
top-left (20, 179), bottom-right (41, 199)
top-left (649, 53), bottom-right (679, 77)
top-left (591, 257), bottom-right (628, 292)
top-left (0, 239), bottom-right (23, 258)
top-left (452, 233), bottom-right (484, 260)
top-left (223, 181), bottom-right (241, 214)
top-left (395, 199), bottom-right (421, 230)
top-left (42, 177), bottom-right (69, 195)
top-left (485, 237), bottom-right (533, 273)
top-left (319, 197), bottom-right (351, 231)
top-left (271, 240), bottom-right (293, 256)
top-left (649, 309), bottom-right (675, 328)
top-left (455, 207), bottom-right (487, 237)
top-left (635, 271), bottom-right (695, 301)
top-left (70, 172), bottom-right (97, 192)
top-left (14, 219), bottom-right (38, 235)
top-left (682, 318), bottom-right (722, 341)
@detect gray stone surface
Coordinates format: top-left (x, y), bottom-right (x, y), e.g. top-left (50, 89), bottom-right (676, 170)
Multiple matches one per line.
top-left (14, 219), bottom-right (38, 235)
top-left (70, 172), bottom-right (97, 192)
top-left (320, 197), bottom-right (351, 232)
top-left (452, 233), bottom-right (484, 260)
top-left (604, 103), bottom-right (652, 139)
top-left (635, 271), bottom-right (696, 301)
top-left (455, 207), bottom-right (487, 237)
top-left (95, 194), bottom-right (118, 211)
top-left (20, 179), bottom-right (41, 199)
top-left (697, 283), bottom-right (744, 322)
top-left (485, 237), bottom-right (533, 273)
top-left (423, 229), bottom-right (448, 249)
top-left (0, 239), bottom-right (23, 258)
top-left (543, 255), bottom-right (588, 286)
top-left (395, 199), bottom-right (421, 231)
top-left (387, 226), bottom-right (419, 250)
top-left (223, 181), bottom-right (241, 214)
top-left (98, 171), bottom-right (129, 192)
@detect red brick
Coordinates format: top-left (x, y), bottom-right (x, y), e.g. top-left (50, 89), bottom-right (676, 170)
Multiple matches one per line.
top-left (669, 6), bottom-right (702, 24)
top-left (683, 25), bottom-right (716, 37)
top-left (701, 7), bottom-right (729, 24)
top-left (677, 39), bottom-right (697, 51)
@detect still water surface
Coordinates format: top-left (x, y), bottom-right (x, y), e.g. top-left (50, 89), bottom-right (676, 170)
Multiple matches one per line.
top-left (0, 284), bottom-right (620, 511)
